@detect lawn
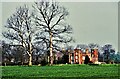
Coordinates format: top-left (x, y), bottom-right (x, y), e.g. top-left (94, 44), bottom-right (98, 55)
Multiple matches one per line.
top-left (1, 64), bottom-right (119, 79)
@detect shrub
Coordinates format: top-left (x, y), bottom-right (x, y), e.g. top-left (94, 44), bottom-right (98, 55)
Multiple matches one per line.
top-left (41, 59), bottom-right (48, 66)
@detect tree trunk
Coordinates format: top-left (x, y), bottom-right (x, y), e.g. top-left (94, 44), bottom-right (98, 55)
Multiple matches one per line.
top-left (28, 43), bottom-right (32, 66)
top-left (21, 35), bottom-right (24, 65)
top-left (29, 54), bottom-right (32, 66)
top-left (50, 32), bottom-right (53, 65)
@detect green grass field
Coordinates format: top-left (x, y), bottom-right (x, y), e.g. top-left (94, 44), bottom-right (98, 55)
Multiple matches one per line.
top-left (1, 64), bottom-right (119, 79)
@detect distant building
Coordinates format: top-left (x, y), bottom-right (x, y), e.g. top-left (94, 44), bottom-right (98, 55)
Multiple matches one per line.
top-left (69, 48), bottom-right (98, 64)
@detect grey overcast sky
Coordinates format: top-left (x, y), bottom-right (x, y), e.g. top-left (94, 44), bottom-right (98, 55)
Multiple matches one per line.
top-left (0, 2), bottom-right (118, 51)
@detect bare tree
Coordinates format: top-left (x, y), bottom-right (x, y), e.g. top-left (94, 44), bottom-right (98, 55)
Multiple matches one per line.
top-left (102, 44), bottom-right (115, 63)
top-left (76, 44), bottom-right (88, 52)
top-left (88, 43), bottom-right (100, 49)
top-left (2, 40), bottom-right (12, 65)
top-left (33, 1), bottom-right (73, 65)
top-left (102, 44), bottom-right (112, 51)
top-left (2, 5), bottom-right (37, 66)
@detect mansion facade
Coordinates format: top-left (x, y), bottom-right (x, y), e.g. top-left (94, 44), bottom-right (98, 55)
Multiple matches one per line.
top-left (69, 48), bottom-right (98, 64)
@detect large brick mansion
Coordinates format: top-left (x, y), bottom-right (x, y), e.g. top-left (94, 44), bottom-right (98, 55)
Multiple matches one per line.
top-left (69, 48), bottom-right (98, 64)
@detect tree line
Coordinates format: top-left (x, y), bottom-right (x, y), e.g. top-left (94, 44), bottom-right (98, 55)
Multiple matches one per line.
top-left (1, 40), bottom-right (120, 66)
